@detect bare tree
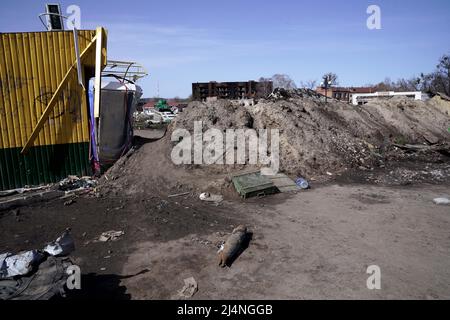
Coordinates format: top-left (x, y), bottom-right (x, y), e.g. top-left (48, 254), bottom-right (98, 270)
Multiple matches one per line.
top-left (434, 53), bottom-right (450, 95)
top-left (321, 73), bottom-right (338, 103)
top-left (384, 53), bottom-right (450, 95)
top-left (374, 76), bottom-right (420, 92)
top-left (271, 74), bottom-right (297, 89)
top-left (321, 72), bottom-right (338, 87)
top-left (300, 79), bottom-right (318, 90)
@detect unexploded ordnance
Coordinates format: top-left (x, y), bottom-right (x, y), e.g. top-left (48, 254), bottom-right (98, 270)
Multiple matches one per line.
top-left (218, 225), bottom-right (248, 267)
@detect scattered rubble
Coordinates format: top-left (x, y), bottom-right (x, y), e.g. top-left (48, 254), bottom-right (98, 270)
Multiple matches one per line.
top-left (169, 92), bottom-right (449, 180)
top-left (174, 276), bottom-right (198, 299)
top-left (0, 185), bottom-right (52, 198)
top-left (268, 87), bottom-right (328, 102)
top-left (98, 230), bottom-right (125, 242)
top-left (64, 199), bottom-right (75, 206)
top-left (0, 230), bottom-right (75, 300)
top-left (59, 175), bottom-right (97, 192)
top-left (0, 250), bottom-right (45, 278)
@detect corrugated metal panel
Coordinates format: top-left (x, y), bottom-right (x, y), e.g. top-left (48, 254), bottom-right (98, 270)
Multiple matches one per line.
top-left (0, 30), bottom-right (100, 190)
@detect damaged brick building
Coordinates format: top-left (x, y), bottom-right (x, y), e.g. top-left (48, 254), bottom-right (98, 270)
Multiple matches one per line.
top-left (192, 80), bottom-right (273, 101)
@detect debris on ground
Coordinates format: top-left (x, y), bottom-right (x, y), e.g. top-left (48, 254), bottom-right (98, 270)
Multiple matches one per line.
top-left (98, 89), bottom-right (450, 197)
top-left (174, 276), bottom-right (198, 299)
top-left (199, 192), bottom-right (223, 203)
top-left (156, 200), bottom-right (169, 210)
top-left (295, 177), bottom-right (310, 189)
top-left (58, 175), bottom-right (97, 193)
top-left (433, 197), bottom-right (450, 205)
top-left (43, 229), bottom-right (75, 257)
top-left (64, 199), bottom-right (75, 206)
top-left (98, 230), bottom-right (125, 242)
top-left (0, 185), bottom-right (52, 198)
top-left (0, 230), bottom-right (75, 300)
top-left (218, 225), bottom-right (249, 268)
top-left (0, 250), bottom-right (45, 278)
top-left (268, 87), bottom-right (328, 102)
top-left (168, 192), bottom-right (191, 198)
top-left (169, 93), bottom-right (450, 179)
top-left (0, 256), bottom-right (73, 300)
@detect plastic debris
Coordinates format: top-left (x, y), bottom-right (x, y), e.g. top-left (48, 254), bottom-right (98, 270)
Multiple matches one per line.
top-left (295, 177), bottom-right (309, 189)
top-left (175, 277), bottom-right (198, 299)
top-left (98, 230), bottom-right (124, 242)
top-left (0, 250), bottom-right (45, 279)
top-left (43, 229), bottom-right (75, 257)
top-left (63, 199), bottom-right (75, 206)
top-left (0, 256), bottom-right (72, 300)
top-left (58, 175), bottom-right (97, 192)
top-left (199, 192), bottom-right (223, 203)
top-left (433, 197), bottom-right (450, 205)
top-left (0, 185), bottom-right (52, 198)
top-left (0, 230), bottom-right (75, 300)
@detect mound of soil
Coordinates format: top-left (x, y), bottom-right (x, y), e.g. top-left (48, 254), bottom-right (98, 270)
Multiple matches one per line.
top-left (99, 92), bottom-right (450, 196)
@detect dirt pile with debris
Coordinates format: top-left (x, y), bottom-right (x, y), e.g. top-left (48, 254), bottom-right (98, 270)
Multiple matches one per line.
top-left (170, 91), bottom-right (450, 177)
top-left (99, 90), bottom-right (450, 195)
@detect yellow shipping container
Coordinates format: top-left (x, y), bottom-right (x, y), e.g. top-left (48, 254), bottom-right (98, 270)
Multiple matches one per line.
top-left (0, 29), bottom-right (106, 190)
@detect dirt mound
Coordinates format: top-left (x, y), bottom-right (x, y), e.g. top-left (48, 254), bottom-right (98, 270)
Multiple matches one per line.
top-left (170, 94), bottom-right (449, 176)
top-left (99, 92), bottom-right (450, 196)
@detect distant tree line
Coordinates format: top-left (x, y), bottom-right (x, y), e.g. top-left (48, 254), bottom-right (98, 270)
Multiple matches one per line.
top-left (260, 52), bottom-right (450, 96)
top-left (372, 53), bottom-right (450, 95)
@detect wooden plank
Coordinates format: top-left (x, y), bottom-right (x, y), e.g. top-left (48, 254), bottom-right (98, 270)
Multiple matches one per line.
top-left (267, 173), bottom-right (299, 193)
top-left (20, 34), bottom-right (98, 154)
top-left (93, 27), bottom-right (103, 118)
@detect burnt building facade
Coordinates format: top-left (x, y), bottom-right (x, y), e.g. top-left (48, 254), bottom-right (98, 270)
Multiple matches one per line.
top-left (192, 80), bottom-right (273, 101)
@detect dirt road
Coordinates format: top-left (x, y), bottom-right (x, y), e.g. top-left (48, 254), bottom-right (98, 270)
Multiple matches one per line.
top-left (1, 182), bottom-right (449, 299)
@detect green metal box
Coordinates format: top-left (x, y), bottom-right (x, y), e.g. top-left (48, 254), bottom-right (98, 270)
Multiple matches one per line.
top-left (231, 171), bottom-right (279, 198)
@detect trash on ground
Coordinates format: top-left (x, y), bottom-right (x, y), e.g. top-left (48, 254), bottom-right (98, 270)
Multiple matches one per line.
top-left (98, 230), bottom-right (125, 242)
top-left (156, 200), bottom-right (169, 210)
top-left (43, 229), bottom-right (75, 257)
top-left (295, 177), bottom-right (310, 189)
top-left (64, 199), bottom-right (75, 206)
top-left (199, 192), bottom-right (223, 203)
top-left (433, 197), bottom-right (450, 205)
top-left (58, 175), bottom-right (97, 192)
top-left (175, 276), bottom-right (198, 299)
top-left (0, 256), bottom-right (73, 300)
top-left (168, 192), bottom-right (190, 198)
top-left (0, 185), bottom-right (52, 198)
top-left (1, 229), bottom-right (75, 280)
top-left (218, 225), bottom-right (248, 268)
top-left (0, 250), bottom-right (45, 279)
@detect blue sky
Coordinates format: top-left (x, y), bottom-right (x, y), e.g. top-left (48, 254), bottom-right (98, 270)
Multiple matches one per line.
top-left (1, 0), bottom-right (449, 98)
